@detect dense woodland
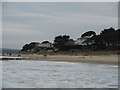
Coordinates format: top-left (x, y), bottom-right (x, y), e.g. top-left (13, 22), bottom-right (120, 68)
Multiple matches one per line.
top-left (21, 27), bottom-right (120, 52)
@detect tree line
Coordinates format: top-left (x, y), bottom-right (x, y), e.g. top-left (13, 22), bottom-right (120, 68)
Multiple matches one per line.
top-left (21, 27), bottom-right (120, 52)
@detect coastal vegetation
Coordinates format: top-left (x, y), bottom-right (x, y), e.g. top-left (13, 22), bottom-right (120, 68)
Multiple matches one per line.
top-left (21, 27), bottom-right (120, 54)
top-left (2, 27), bottom-right (119, 64)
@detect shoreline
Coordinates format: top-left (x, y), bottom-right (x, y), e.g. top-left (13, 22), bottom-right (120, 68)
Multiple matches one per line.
top-left (1, 54), bottom-right (119, 65)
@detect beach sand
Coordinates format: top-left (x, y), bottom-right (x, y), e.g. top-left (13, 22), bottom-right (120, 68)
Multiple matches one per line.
top-left (4, 54), bottom-right (118, 65)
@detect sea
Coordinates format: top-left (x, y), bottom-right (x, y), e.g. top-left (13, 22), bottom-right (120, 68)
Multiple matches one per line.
top-left (1, 59), bottom-right (118, 88)
top-left (0, 48), bottom-right (21, 54)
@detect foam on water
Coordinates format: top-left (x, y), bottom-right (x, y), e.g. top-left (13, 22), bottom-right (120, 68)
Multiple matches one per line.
top-left (0, 56), bottom-right (29, 59)
top-left (2, 60), bottom-right (118, 88)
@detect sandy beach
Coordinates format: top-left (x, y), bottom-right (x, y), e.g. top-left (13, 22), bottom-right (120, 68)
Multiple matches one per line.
top-left (30, 55), bottom-right (119, 65)
top-left (2, 54), bottom-right (118, 65)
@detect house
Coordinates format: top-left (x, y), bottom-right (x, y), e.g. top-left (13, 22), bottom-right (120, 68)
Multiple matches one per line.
top-left (75, 37), bottom-right (87, 45)
top-left (75, 36), bottom-right (94, 46)
top-left (29, 42), bottom-right (54, 52)
top-left (36, 42), bottom-right (53, 48)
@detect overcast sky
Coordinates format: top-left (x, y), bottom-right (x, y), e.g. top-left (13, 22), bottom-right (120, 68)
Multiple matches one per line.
top-left (2, 2), bottom-right (118, 49)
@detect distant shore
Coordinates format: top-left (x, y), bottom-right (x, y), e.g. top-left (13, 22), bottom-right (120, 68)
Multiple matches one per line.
top-left (1, 53), bottom-right (119, 65)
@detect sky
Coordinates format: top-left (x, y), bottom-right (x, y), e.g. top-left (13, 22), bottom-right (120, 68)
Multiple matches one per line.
top-left (0, 2), bottom-right (2, 49)
top-left (2, 2), bottom-right (118, 49)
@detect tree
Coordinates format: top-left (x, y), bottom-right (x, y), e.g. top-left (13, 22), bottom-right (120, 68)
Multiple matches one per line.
top-left (91, 27), bottom-right (120, 50)
top-left (100, 27), bottom-right (116, 46)
top-left (81, 31), bottom-right (96, 45)
top-left (21, 42), bottom-right (39, 51)
top-left (42, 41), bottom-right (50, 44)
top-left (21, 44), bottom-right (29, 51)
top-left (53, 35), bottom-right (70, 50)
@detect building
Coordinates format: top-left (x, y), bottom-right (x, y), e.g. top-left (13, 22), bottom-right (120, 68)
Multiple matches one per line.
top-left (75, 37), bottom-right (87, 45)
top-left (75, 36), bottom-right (94, 46)
top-left (36, 42), bottom-right (53, 48)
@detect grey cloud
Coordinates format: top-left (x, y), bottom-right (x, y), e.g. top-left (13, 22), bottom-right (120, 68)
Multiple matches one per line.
top-left (2, 2), bottom-right (118, 49)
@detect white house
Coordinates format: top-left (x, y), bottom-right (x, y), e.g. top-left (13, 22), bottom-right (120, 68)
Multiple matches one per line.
top-left (75, 36), bottom-right (94, 45)
top-left (36, 43), bottom-right (53, 48)
top-left (75, 37), bottom-right (87, 45)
